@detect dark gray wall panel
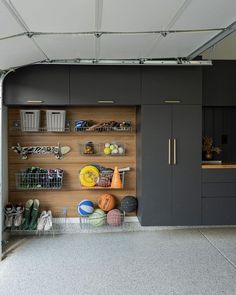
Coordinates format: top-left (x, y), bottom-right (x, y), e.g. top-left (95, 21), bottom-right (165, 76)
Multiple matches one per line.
top-left (203, 60), bottom-right (236, 106)
top-left (202, 198), bottom-right (236, 225)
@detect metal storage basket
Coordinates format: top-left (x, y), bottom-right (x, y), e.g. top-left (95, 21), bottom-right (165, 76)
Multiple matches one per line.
top-left (46, 110), bottom-right (66, 132)
top-left (79, 171), bottom-right (125, 189)
top-left (20, 110), bottom-right (40, 132)
top-left (16, 171), bottom-right (64, 190)
top-left (79, 212), bottom-right (125, 233)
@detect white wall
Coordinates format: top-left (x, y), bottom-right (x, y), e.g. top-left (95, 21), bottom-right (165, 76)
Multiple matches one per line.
top-left (202, 31), bottom-right (236, 60)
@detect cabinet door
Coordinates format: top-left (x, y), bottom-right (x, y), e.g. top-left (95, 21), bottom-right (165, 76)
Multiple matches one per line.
top-left (70, 66), bottom-right (141, 105)
top-left (172, 105), bottom-right (201, 225)
top-left (142, 67), bottom-right (202, 105)
top-left (203, 61), bottom-right (236, 106)
top-left (139, 105), bottom-right (172, 225)
top-left (3, 65), bottom-right (69, 105)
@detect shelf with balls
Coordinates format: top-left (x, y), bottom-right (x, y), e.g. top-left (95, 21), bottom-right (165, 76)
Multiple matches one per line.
top-left (79, 165), bottom-right (128, 190)
top-left (78, 195), bottom-right (138, 229)
top-left (79, 141), bottom-right (126, 157)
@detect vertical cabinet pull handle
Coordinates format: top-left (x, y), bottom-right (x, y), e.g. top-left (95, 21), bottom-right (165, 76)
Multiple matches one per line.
top-left (168, 139), bottom-right (171, 165)
top-left (173, 138), bottom-right (177, 165)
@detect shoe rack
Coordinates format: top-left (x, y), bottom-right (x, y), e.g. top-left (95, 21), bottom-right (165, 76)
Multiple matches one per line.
top-left (8, 106), bottom-right (137, 217)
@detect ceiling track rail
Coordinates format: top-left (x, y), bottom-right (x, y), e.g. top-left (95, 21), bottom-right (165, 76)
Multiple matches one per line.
top-left (0, 28), bottom-right (225, 42)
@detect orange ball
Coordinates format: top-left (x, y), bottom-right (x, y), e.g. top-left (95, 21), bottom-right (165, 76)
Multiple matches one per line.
top-left (98, 194), bottom-right (116, 212)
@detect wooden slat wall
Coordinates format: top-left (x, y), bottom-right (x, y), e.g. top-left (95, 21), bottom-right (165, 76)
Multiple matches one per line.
top-left (8, 106), bottom-right (137, 217)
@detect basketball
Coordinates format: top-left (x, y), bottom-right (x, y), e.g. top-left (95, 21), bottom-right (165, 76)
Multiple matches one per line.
top-left (120, 196), bottom-right (138, 213)
top-left (98, 194), bottom-right (116, 212)
top-left (89, 209), bottom-right (106, 227)
top-left (78, 199), bottom-right (94, 216)
top-left (107, 209), bottom-right (123, 226)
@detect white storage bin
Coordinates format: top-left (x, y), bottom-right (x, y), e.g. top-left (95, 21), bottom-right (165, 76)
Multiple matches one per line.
top-left (46, 110), bottom-right (66, 132)
top-left (20, 110), bottom-right (40, 132)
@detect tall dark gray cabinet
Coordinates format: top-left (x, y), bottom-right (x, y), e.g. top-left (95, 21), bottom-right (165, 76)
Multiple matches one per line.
top-left (137, 105), bottom-right (202, 225)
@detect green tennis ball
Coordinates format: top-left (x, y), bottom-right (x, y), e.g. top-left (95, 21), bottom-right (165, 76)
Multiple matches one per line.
top-left (89, 209), bottom-right (106, 227)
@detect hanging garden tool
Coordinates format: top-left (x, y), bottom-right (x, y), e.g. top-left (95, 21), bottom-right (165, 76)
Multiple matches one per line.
top-left (11, 143), bottom-right (71, 160)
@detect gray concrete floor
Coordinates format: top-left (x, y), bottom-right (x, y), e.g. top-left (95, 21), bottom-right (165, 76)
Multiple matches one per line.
top-left (1, 228), bottom-right (236, 295)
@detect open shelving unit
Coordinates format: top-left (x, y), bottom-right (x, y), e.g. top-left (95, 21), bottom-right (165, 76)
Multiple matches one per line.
top-left (8, 106), bottom-right (137, 217)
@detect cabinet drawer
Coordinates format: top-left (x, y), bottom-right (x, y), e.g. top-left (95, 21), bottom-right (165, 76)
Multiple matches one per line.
top-left (202, 183), bottom-right (236, 197)
top-left (202, 198), bottom-right (236, 225)
top-left (202, 169), bottom-right (236, 183)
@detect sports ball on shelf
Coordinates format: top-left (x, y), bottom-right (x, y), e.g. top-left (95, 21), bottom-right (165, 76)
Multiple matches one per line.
top-left (89, 209), bottom-right (106, 227)
top-left (120, 196), bottom-right (138, 213)
top-left (79, 165), bottom-right (99, 187)
top-left (107, 209), bottom-right (123, 226)
top-left (103, 142), bottom-right (125, 156)
top-left (78, 199), bottom-right (94, 216)
top-left (98, 194), bottom-right (116, 211)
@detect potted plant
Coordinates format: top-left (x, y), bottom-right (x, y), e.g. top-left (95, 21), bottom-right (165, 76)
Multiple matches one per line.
top-left (202, 136), bottom-right (221, 160)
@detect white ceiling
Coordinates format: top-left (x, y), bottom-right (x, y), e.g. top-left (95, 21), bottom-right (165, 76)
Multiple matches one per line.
top-left (0, 0), bottom-right (236, 70)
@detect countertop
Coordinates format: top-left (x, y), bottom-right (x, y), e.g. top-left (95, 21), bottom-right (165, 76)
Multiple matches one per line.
top-left (202, 163), bottom-right (236, 169)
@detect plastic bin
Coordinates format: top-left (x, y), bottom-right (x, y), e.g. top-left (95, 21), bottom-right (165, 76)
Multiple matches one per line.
top-left (46, 110), bottom-right (66, 132)
top-left (20, 110), bottom-right (40, 132)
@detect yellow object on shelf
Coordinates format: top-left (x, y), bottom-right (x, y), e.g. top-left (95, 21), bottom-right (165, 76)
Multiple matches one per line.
top-left (79, 166), bottom-right (99, 187)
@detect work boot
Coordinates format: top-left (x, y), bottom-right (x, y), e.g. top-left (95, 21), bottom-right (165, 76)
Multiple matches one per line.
top-left (21, 199), bottom-right (33, 230)
top-left (29, 199), bottom-right (40, 230)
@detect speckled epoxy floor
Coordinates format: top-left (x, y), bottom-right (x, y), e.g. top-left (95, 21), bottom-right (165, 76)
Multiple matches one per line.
top-left (1, 228), bottom-right (236, 295)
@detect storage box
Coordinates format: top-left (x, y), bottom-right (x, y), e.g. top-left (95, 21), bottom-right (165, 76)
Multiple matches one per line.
top-left (46, 110), bottom-right (66, 132)
top-left (20, 110), bottom-right (40, 132)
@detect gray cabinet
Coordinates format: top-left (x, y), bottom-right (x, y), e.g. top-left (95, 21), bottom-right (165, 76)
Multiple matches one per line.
top-left (3, 65), bottom-right (70, 105)
top-left (142, 67), bottom-right (202, 105)
top-left (70, 66), bottom-right (141, 105)
top-left (202, 169), bottom-right (236, 224)
top-left (138, 105), bottom-right (201, 226)
top-left (203, 60), bottom-right (236, 106)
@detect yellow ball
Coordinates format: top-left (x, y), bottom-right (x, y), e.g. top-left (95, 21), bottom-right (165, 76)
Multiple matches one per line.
top-left (104, 147), bottom-right (111, 155)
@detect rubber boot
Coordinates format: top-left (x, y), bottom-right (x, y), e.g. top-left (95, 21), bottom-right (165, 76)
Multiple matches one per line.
top-left (29, 199), bottom-right (40, 230)
top-left (21, 199), bottom-right (33, 230)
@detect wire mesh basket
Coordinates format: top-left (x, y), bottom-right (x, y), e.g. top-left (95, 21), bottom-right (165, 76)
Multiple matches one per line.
top-left (79, 211), bottom-right (125, 233)
top-left (16, 171), bottom-right (64, 190)
top-left (79, 171), bottom-right (125, 189)
top-left (79, 142), bottom-right (100, 156)
top-left (74, 121), bottom-right (133, 133)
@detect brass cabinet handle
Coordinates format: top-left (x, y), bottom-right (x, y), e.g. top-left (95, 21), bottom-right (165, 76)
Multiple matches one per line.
top-left (27, 100), bottom-right (44, 103)
top-left (164, 100), bottom-right (181, 104)
top-left (173, 138), bottom-right (177, 165)
top-left (97, 100), bottom-right (115, 104)
top-left (168, 139), bottom-right (171, 165)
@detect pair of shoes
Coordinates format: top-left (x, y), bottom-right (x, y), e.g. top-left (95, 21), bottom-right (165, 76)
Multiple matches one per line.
top-left (5, 203), bottom-right (24, 228)
top-left (37, 210), bottom-right (53, 231)
top-left (21, 199), bottom-right (40, 230)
